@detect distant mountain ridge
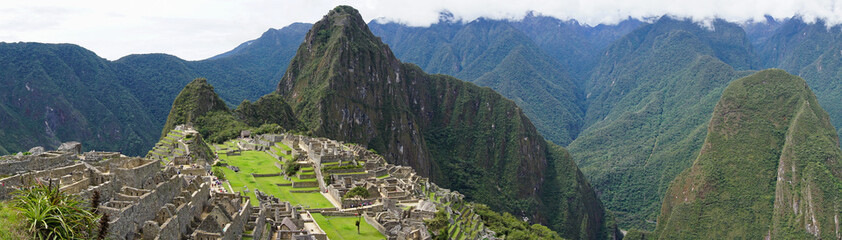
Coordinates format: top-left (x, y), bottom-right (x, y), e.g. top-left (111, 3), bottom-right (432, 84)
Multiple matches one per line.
top-left (0, 23), bottom-right (309, 156)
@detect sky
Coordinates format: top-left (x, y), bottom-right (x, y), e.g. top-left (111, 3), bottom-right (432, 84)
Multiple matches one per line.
top-left (2, 0), bottom-right (841, 61)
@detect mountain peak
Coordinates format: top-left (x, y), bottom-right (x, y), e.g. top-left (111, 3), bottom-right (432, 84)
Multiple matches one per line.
top-left (302, 5), bottom-right (379, 50)
top-left (655, 68), bottom-right (842, 239)
top-left (161, 78), bottom-right (229, 138)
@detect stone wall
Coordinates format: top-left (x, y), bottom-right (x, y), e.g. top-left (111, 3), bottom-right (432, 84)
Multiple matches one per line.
top-left (0, 163), bottom-right (90, 200)
top-left (222, 198), bottom-right (251, 240)
top-left (101, 174), bottom-right (185, 239)
top-left (0, 151), bottom-right (75, 176)
top-left (364, 213), bottom-right (391, 238)
top-left (112, 158), bottom-right (161, 189)
top-left (251, 207), bottom-right (267, 240)
top-left (154, 181), bottom-right (210, 240)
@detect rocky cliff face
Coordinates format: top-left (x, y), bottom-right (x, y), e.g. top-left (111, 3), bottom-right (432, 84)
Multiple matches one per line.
top-left (656, 69), bottom-right (842, 239)
top-left (276, 6), bottom-right (616, 239)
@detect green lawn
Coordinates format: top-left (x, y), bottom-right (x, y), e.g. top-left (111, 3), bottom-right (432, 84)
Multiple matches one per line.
top-left (312, 213), bottom-right (385, 240)
top-left (216, 151), bottom-right (332, 208)
top-left (219, 151), bottom-right (281, 174)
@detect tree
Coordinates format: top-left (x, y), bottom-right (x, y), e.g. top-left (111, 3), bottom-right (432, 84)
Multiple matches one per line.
top-left (343, 186), bottom-right (369, 199)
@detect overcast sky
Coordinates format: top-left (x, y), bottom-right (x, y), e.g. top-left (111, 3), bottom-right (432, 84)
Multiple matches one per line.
top-left (3, 0), bottom-right (841, 61)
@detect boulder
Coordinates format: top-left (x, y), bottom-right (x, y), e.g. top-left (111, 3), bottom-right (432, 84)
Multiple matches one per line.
top-left (28, 146), bottom-right (45, 155)
top-left (58, 141), bottom-right (82, 155)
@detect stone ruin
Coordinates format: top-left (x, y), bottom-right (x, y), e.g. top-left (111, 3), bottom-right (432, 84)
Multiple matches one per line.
top-left (0, 142), bottom-right (254, 240)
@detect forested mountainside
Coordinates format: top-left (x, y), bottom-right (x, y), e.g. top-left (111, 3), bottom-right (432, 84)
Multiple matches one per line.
top-left (276, 6), bottom-right (617, 239)
top-left (162, 78), bottom-right (301, 144)
top-left (565, 17), bottom-right (755, 229)
top-left (0, 24), bottom-right (308, 156)
top-left (369, 19), bottom-right (585, 145)
top-left (0, 43), bottom-right (158, 155)
top-left (507, 14), bottom-right (643, 84)
top-left (655, 69), bottom-right (842, 239)
top-left (753, 18), bottom-right (842, 139)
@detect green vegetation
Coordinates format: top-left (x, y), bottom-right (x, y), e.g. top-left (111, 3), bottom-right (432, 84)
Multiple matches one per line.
top-left (655, 69), bottom-right (842, 239)
top-left (284, 161), bottom-right (301, 176)
top-left (0, 201), bottom-right (25, 239)
top-left (162, 78), bottom-right (302, 144)
top-left (567, 17), bottom-right (755, 229)
top-left (11, 183), bottom-right (100, 239)
top-left (235, 92), bottom-right (303, 131)
top-left (370, 18), bottom-right (585, 145)
top-left (473, 204), bottom-right (564, 239)
top-left (213, 151), bottom-right (332, 208)
top-left (343, 186), bottom-right (369, 199)
top-left (0, 43), bottom-right (159, 156)
top-left (311, 213), bottom-right (384, 240)
top-left (212, 167), bottom-right (226, 180)
top-left (160, 78), bottom-right (230, 139)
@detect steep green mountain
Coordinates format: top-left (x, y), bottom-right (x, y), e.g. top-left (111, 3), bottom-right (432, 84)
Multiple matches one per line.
top-left (0, 43), bottom-right (158, 155)
top-left (277, 6), bottom-right (617, 239)
top-left (655, 69), bottom-right (842, 239)
top-left (753, 19), bottom-right (842, 140)
top-left (369, 18), bottom-right (584, 145)
top-left (162, 78), bottom-right (301, 144)
top-left (160, 78), bottom-right (229, 137)
top-left (567, 17), bottom-right (755, 229)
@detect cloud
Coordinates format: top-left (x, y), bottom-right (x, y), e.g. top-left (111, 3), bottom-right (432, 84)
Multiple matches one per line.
top-left (2, 0), bottom-right (841, 60)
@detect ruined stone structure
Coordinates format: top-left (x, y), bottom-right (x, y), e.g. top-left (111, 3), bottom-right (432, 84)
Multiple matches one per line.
top-left (1, 130), bottom-right (500, 240)
top-left (0, 141), bottom-right (253, 240)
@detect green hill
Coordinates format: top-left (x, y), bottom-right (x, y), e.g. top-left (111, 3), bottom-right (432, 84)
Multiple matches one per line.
top-left (162, 78), bottom-right (300, 144)
top-left (277, 6), bottom-right (617, 239)
top-left (655, 69), bottom-right (842, 239)
top-left (566, 17), bottom-right (755, 229)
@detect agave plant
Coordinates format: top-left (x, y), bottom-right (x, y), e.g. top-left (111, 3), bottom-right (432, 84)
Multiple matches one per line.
top-left (13, 182), bottom-right (99, 240)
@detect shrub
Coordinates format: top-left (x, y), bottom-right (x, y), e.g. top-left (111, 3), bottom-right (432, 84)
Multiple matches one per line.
top-left (13, 182), bottom-right (99, 239)
top-left (284, 161), bottom-right (301, 176)
top-left (343, 186), bottom-right (369, 199)
top-left (213, 168), bottom-right (226, 180)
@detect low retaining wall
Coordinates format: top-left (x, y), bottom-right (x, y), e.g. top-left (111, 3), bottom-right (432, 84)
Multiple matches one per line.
top-left (252, 173), bottom-right (281, 178)
top-left (291, 181), bottom-right (319, 188)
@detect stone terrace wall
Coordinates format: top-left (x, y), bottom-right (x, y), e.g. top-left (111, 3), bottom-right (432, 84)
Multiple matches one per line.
top-left (0, 151), bottom-right (75, 175)
top-left (101, 174), bottom-right (185, 239)
top-left (0, 163), bottom-right (88, 200)
top-left (155, 181), bottom-right (210, 240)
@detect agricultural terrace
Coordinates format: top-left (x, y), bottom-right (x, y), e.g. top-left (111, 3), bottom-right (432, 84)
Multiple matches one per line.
top-left (213, 148), bottom-right (332, 208)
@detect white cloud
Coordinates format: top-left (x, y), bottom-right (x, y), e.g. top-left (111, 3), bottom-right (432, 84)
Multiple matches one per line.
top-left (2, 0), bottom-right (841, 60)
